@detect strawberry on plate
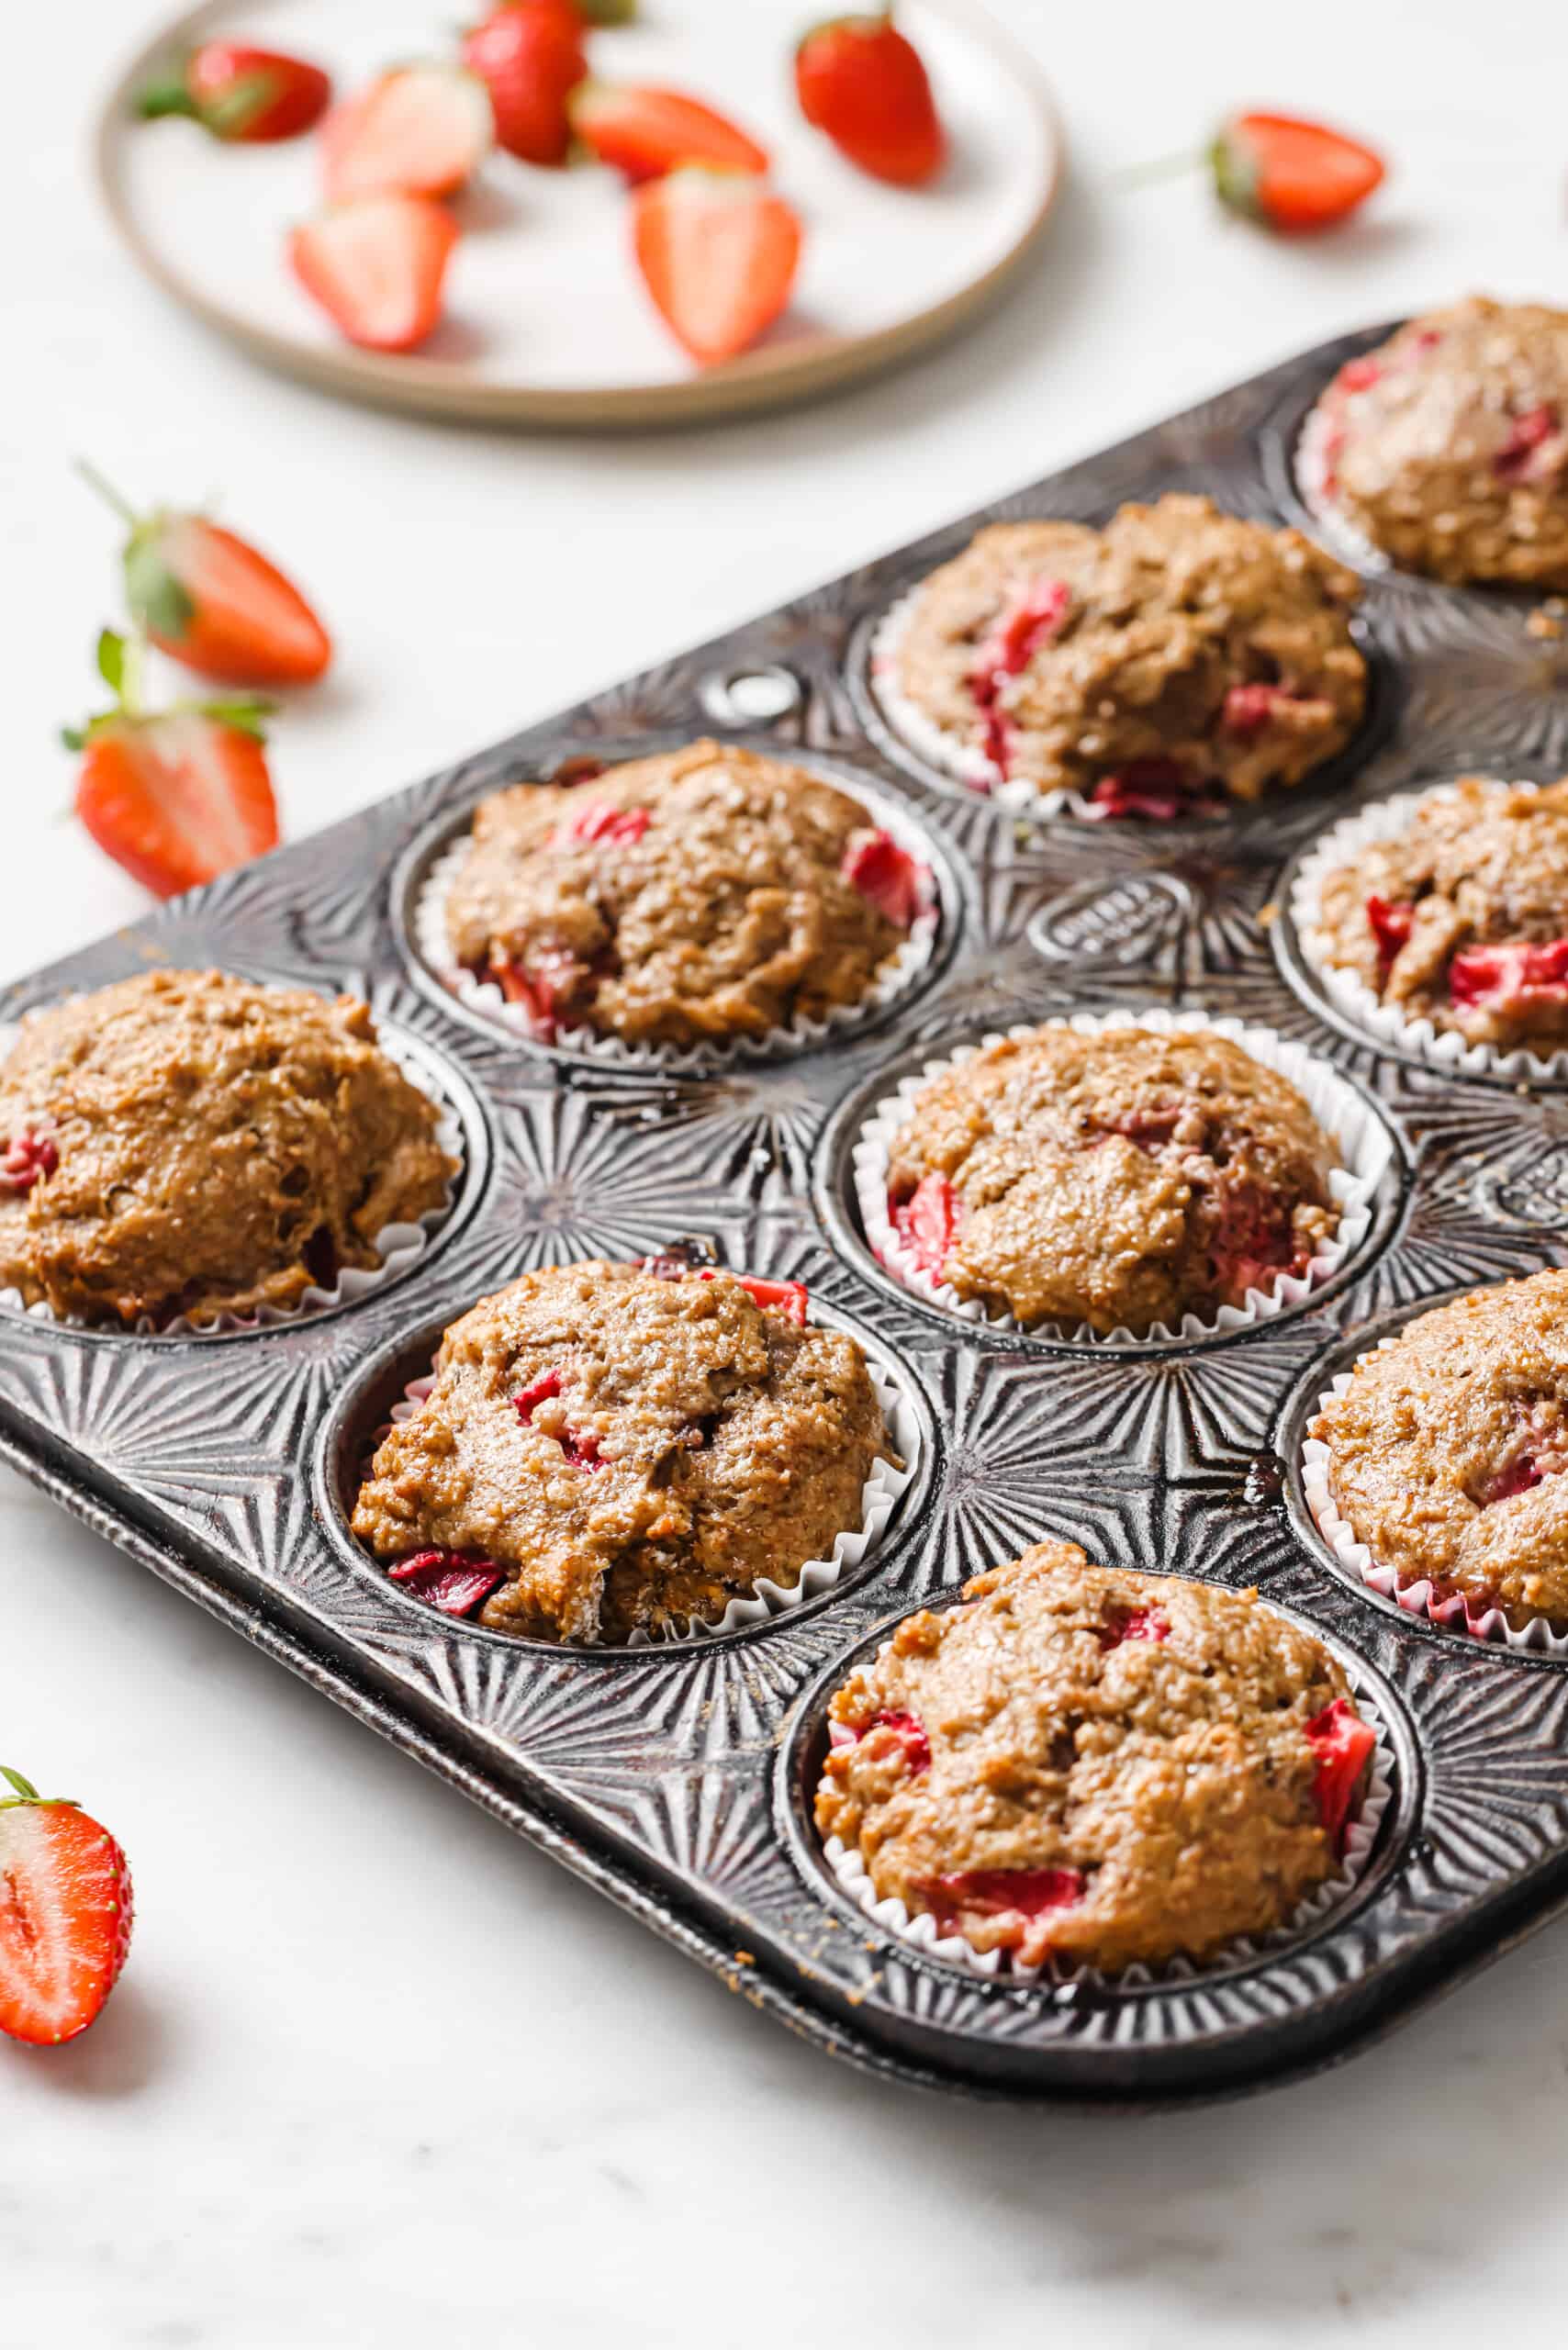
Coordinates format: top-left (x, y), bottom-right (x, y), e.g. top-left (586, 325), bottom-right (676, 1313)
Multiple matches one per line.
top-left (289, 194), bottom-right (460, 354)
top-left (137, 39), bottom-right (331, 142)
top-left (78, 464), bottom-right (330, 688)
top-left (321, 63), bottom-right (493, 203)
top-left (64, 630), bottom-right (279, 900)
top-left (1210, 112), bottom-right (1384, 233)
top-left (462, 1), bottom-right (588, 166)
top-left (795, 10), bottom-right (946, 186)
top-left (0, 1765), bottom-right (134, 2047)
top-left (633, 169), bottom-right (801, 365)
top-left (573, 82), bottom-right (769, 183)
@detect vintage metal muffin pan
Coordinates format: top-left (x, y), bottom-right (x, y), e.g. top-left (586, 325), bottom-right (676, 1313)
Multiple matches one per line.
top-left (8, 322), bottom-right (1568, 2103)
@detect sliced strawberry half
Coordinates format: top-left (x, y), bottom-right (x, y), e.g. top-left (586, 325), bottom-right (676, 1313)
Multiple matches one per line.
top-left (890, 1169), bottom-right (961, 1280)
top-left (0, 1766), bottom-right (134, 2046)
top-left (573, 81), bottom-right (769, 184)
top-left (632, 169), bottom-right (802, 366)
top-left (1303, 1697), bottom-right (1375, 1852)
top-left (1449, 939), bottom-right (1568, 1013)
top-left (1365, 893), bottom-right (1414, 968)
top-left (290, 193), bottom-right (460, 354)
top-left (387, 1549), bottom-right (506, 1617)
top-left (321, 64), bottom-right (493, 203)
top-left (840, 829), bottom-right (926, 928)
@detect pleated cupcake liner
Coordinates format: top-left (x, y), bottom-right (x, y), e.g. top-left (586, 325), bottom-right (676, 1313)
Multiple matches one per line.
top-left (1304, 1349), bottom-right (1568, 1653)
top-left (855, 1007), bottom-right (1391, 1346)
top-left (1294, 393), bottom-right (1396, 576)
top-left (413, 794), bottom-right (941, 1072)
top-left (818, 1639), bottom-right (1394, 1987)
top-left (0, 1011), bottom-right (464, 1337)
top-left (365, 1333), bottom-right (922, 1647)
top-left (1290, 779), bottom-right (1568, 1082)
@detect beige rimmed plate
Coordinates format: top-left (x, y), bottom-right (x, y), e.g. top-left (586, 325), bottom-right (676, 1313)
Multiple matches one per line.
top-left (96, 0), bottom-right (1064, 429)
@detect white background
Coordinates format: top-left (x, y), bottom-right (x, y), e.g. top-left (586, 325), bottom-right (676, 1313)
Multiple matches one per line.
top-left (6, 3), bottom-right (1568, 2343)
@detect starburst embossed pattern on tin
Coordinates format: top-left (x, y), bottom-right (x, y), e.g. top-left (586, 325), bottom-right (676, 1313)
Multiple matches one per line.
top-left (16, 327), bottom-right (1568, 2102)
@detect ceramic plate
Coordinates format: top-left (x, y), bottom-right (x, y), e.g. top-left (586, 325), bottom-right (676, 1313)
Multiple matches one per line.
top-left (97, 0), bottom-right (1063, 427)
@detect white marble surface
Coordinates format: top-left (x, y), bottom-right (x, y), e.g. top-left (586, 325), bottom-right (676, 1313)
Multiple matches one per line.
top-left (6, 3), bottom-right (1568, 2340)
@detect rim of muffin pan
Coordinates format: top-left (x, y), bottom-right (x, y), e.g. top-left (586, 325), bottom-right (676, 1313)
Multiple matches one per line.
top-left (0, 990), bottom-right (492, 1348)
top-left (389, 736), bottom-right (969, 1075)
top-left (1262, 322), bottom-right (1568, 611)
top-left (842, 548), bottom-right (1398, 839)
top-left (312, 1281), bottom-right (942, 1658)
top-left (812, 1024), bottom-right (1410, 1360)
top-left (1279, 1281), bottom-right (1568, 1665)
top-left (1271, 774), bottom-right (1568, 1092)
top-left (775, 1576), bottom-right (1420, 1999)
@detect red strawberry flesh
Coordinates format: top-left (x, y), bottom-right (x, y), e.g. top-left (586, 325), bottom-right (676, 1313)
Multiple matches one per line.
top-left (1096, 1607), bottom-right (1169, 1650)
top-left (1366, 893), bottom-right (1414, 968)
top-left (890, 1170), bottom-right (961, 1280)
top-left (696, 1270), bottom-right (809, 1324)
top-left (1303, 1696), bottom-right (1375, 1853)
top-left (562, 801), bottom-right (652, 848)
top-left (918, 1866), bottom-right (1088, 1954)
top-left (1086, 760), bottom-right (1203, 822)
top-left (387, 1549), bottom-right (504, 1617)
top-left (857, 1709), bottom-right (932, 1774)
top-left (840, 829), bottom-right (926, 929)
top-left (1207, 1181), bottom-right (1306, 1301)
top-left (966, 576), bottom-right (1070, 778)
top-left (0, 1132), bottom-right (58, 1193)
top-left (1495, 405), bottom-right (1560, 481)
top-left (512, 1368), bottom-right (606, 1469)
top-left (1449, 939), bottom-right (1568, 1012)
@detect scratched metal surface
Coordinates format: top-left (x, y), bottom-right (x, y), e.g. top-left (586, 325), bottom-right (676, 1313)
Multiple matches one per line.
top-left (9, 322), bottom-right (1568, 2101)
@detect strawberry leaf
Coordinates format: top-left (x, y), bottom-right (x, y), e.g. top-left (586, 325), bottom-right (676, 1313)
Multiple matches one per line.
top-left (136, 70), bottom-right (199, 121)
top-left (197, 695), bottom-right (274, 741)
top-left (96, 628), bottom-right (128, 696)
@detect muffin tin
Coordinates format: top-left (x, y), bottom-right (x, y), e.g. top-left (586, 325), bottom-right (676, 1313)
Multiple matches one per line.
top-left (8, 320), bottom-right (1568, 2103)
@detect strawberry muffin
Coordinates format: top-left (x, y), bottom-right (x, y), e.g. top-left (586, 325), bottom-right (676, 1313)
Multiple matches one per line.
top-left (1305, 298), bottom-right (1568, 587)
top-left (879, 1025), bottom-right (1342, 1336)
top-left (438, 739), bottom-right (932, 1049)
top-left (815, 1541), bottom-right (1375, 1973)
top-left (0, 969), bottom-right (454, 1328)
top-left (1312, 778), bottom-right (1568, 1052)
top-left (352, 1258), bottom-right (894, 1643)
top-left (877, 494), bottom-right (1366, 813)
top-left (1310, 1270), bottom-right (1568, 1634)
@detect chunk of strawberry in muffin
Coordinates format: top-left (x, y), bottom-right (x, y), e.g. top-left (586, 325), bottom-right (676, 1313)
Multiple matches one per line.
top-left (888, 1169), bottom-right (962, 1280)
top-left (0, 1131), bottom-right (58, 1193)
top-left (917, 1867), bottom-right (1088, 1963)
top-left (840, 829), bottom-right (927, 929)
top-left (1303, 1697), bottom-right (1375, 1853)
top-left (1448, 939), bottom-right (1568, 1013)
top-left (387, 1549), bottom-right (506, 1617)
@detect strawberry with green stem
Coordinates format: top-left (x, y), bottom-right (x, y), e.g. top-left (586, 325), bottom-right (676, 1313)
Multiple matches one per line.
top-left (64, 631), bottom-right (280, 901)
top-left (794, 7), bottom-right (946, 187)
top-left (0, 1765), bottom-right (134, 2047)
top-left (137, 40), bottom-right (332, 142)
top-left (78, 463), bottom-right (331, 688)
top-left (1124, 111), bottom-right (1385, 234)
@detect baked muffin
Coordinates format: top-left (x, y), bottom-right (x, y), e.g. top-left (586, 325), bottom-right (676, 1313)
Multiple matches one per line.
top-left (0, 970), bottom-right (454, 1328)
top-left (879, 494), bottom-right (1365, 812)
top-left (353, 1259), bottom-right (893, 1643)
top-left (880, 1025), bottom-right (1341, 1335)
top-left (1310, 1270), bottom-right (1568, 1633)
top-left (1306, 298), bottom-right (1568, 587)
top-left (441, 740), bottom-right (932, 1049)
top-left (815, 1541), bottom-right (1374, 1973)
top-left (1313, 778), bottom-right (1568, 1051)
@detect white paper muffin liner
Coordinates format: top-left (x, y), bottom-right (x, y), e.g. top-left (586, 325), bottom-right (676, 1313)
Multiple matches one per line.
top-left (368, 1320), bottom-right (921, 1647)
top-left (1296, 387), bottom-right (1394, 575)
top-left (1304, 1346), bottom-right (1568, 1652)
top-left (868, 583), bottom-right (1091, 818)
top-left (0, 1009), bottom-right (464, 1337)
top-left (1291, 779), bottom-right (1568, 1082)
top-left (854, 1008), bottom-right (1391, 1346)
top-left (414, 793), bottom-right (942, 1071)
top-left (819, 1636), bottom-right (1394, 1986)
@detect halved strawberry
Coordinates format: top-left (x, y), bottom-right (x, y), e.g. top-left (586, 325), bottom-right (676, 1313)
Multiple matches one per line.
top-left (890, 1169), bottom-right (960, 1280)
top-left (1303, 1697), bottom-right (1375, 1852)
top-left (0, 1765), bottom-right (134, 2046)
top-left (1211, 112), bottom-right (1384, 234)
top-left (573, 81), bottom-right (769, 183)
top-left (137, 40), bottom-right (332, 142)
top-left (387, 1550), bottom-right (506, 1617)
top-left (321, 64), bottom-right (493, 203)
top-left (63, 631), bottom-right (278, 900)
top-left (78, 463), bottom-right (330, 687)
top-left (633, 170), bottom-right (801, 366)
top-left (462, 3), bottom-right (587, 166)
top-left (290, 194), bottom-right (460, 354)
top-left (795, 11), bottom-right (946, 187)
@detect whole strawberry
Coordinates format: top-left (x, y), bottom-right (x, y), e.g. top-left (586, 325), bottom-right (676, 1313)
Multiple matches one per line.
top-left (1210, 112), bottom-right (1384, 233)
top-left (0, 1765), bottom-right (134, 2046)
top-left (138, 40), bottom-right (331, 142)
top-left (795, 9), bottom-right (946, 187)
top-left (462, 1), bottom-right (588, 166)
